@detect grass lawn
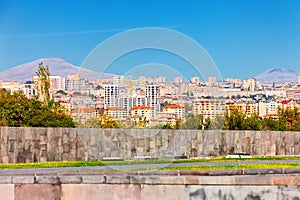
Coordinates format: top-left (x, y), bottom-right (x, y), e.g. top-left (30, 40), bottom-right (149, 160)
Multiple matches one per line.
top-left (0, 156), bottom-right (299, 170)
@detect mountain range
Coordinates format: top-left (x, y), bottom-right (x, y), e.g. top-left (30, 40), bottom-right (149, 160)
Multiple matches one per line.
top-left (0, 58), bottom-right (299, 83)
top-left (254, 68), bottom-right (299, 83)
top-left (0, 58), bottom-right (114, 82)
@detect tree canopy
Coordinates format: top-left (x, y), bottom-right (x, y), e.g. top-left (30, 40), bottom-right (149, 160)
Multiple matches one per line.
top-left (0, 89), bottom-right (74, 127)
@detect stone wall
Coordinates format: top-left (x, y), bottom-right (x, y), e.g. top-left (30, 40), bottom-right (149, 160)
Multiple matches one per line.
top-left (0, 127), bottom-right (300, 163)
top-left (0, 174), bottom-right (300, 200)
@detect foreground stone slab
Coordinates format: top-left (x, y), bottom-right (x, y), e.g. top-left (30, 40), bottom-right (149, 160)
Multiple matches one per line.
top-left (141, 185), bottom-right (186, 200)
top-left (0, 184), bottom-right (14, 200)
top-left (234, 176), bottom-right (272, 185)
top-left (272, 176), bottom-right (300, 186)
top-left (14, 184), bottom-right (60, 200)
top-left (61, 184), bottom-right (112, 200)
top-left (61, 184), bottom-right (141, 200)
top-left (186, 186), bottom-right (277, 200)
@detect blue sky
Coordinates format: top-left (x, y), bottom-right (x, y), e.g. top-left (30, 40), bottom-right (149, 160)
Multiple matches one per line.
top-left (0, 0), bottom-right (300, 80)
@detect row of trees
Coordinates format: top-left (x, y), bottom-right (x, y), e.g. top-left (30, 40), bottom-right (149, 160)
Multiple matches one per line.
top-left (75, 106), bottom-right (300, 131)
top-left (222, 107), bottom-right (300, 131)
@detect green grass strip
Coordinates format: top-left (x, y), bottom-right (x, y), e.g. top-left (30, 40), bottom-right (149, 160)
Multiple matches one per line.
top-left (0, 161), bottom-right (104, 170)
top-left (161, 162), bottom-right (300, 171)
top-left (1, 155), bottom-right (300, 170)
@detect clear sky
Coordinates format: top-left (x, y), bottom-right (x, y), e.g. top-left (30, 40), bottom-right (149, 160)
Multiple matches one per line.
top-left (0, 0), bottom-right (300, 80)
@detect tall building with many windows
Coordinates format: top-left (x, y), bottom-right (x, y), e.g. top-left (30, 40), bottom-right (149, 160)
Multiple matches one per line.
top-left (145, 84), bottom-right (160, 117)
top-left (104, 85), bottom-right (120, 109)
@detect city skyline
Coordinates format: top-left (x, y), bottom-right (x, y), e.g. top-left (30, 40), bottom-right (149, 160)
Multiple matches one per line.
top-left (0, 0), bottom-right (300, 80)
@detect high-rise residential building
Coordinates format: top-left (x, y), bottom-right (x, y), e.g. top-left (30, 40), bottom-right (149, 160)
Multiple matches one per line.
top-left (49, 75), bottom-right (65, 95)
top-left (191, 76), bottom-right (200, 84)
top-left (208, 76), bottom-right (216, 83)
top-left (145, 84), bottom-right (160, 116)
top-left (32, 75), bottom-right (65, 96)
top-left (242, 78), bottom-right (257, 91)
top-left (132, 95), bottom-right (147, 107)
top-left (118, 96), bottom-right (132, 116)
top-left (174, 76), bottom-right (183, 84)
top-left (104, 85), bottom-right (120, 109)
top-left (65, 74), bottom-right (89, 92)
top-left (113, 75), bottom-right (125, 86)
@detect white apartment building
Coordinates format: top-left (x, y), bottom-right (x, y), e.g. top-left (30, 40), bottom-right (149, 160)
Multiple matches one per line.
top-left (32, 75), bottom-right (65, 96)
top-left (191, 77), bottom-right (200, 84)
top-left (130, 106), bottom-right (153, 122)
top-left (258, 101), bottom-right (279, 117)
top-left (242, 78), bottom-right (257, 91)
top-left (104, 85), bottom-right (120, 109)
top-left (174, 76), bottom-right (183, 84)
top-left (118, 96), bottom-right (132, 116)
top-left (50, 76), bottom-right (65, 94)
top-left (145, 84), bottom-right (160, 116)
top-left (162, 104), bottom-right (184, 119)
top-left (104, 107), bottom-right (127, 120)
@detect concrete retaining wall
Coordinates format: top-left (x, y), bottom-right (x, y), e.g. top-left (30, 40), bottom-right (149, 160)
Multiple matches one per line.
top-left (0, 175), bottom-right (300, 200)
top-left (1, 127), bottom-right (300, 163)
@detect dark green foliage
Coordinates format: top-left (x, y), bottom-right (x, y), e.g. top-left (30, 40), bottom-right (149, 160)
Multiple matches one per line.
top-left (0, 89), bottom-right (74, 127)
top-left (162, 123), bottom-right (172, 129)
top-left (56, 90), bottom-right (67, 95)
top-left (261, 117), bottom-right (279, 131)
top-left (181, 113), bottom-right (201, 129)
top-left (223, 106), bottom-right (300, 131)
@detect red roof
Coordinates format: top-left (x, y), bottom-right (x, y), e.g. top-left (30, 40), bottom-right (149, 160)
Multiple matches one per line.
top-left (281, 100), bottom-right (292, 105)
top-left (71, 108), bottom-right (97, 113)
top-left (131, 106), bottom-right (152, 110)
top-left (60, 100), bottom-right (71, 104)
top-left (105, 107), bottom-right (125, 111)
top-left (163, 104), bottom-right (183, 109)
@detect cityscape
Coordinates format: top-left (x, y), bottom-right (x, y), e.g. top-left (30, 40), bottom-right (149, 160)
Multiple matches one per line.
top-left (0, 57), bottom-right (299, 129)
top-left (1, 1), bottom-right (300, 199)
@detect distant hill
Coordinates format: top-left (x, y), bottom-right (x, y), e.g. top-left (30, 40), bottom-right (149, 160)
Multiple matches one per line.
top-left (255, 68), bottom-right (299, 83)
top-left (0, 57), bottom-right (115, 82)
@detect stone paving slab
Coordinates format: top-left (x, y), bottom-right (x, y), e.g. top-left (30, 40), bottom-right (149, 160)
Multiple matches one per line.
top-left (0, 184), bottom-right (14, 200)
top-left (14, 184), bottom-right (60, 200)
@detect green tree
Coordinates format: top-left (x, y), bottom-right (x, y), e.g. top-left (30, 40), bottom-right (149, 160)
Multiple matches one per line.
top-left (261, 117), bottom-right (279, 131)
top-left (209, 115), bottom-right (225, 130)
top-left (98, 114), bottom-right (122, 128)
top-left (278, 106), bottom-right (300, 131)
top-left (0, 89), bottom-right (74, 127)
top-left (35, 62), bottom-right (51, 104)
top-left (223, 107), bottom-right (247, 130)
top-left (181, 113), bottom-right (201, 129)
top-left (244, 113), bottom-right (261, 130)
